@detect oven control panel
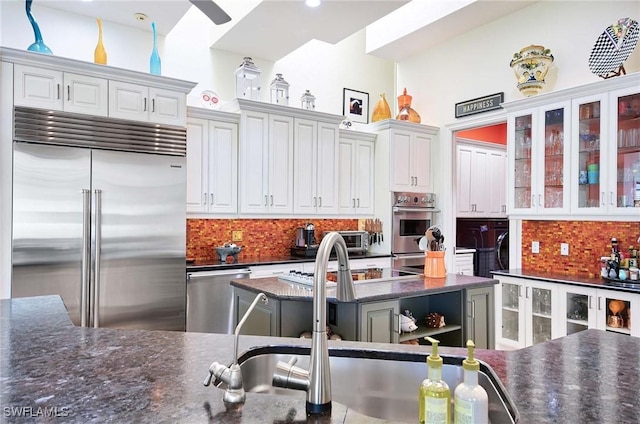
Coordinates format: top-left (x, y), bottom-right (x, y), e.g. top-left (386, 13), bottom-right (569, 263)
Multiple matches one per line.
top-left (393, 192), bottom-right (436, 208)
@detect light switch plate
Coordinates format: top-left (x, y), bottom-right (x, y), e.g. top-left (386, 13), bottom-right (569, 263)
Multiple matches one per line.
top-left (532, 241), bottom-right (540, 254)
top-left (561, 243), bottom-right (569, 256)
top-left (232, 230), bottom-right (243, 242)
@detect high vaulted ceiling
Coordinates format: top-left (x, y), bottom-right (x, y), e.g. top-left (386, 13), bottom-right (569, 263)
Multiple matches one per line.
top-left (35, 0), bottom-right (537, 62)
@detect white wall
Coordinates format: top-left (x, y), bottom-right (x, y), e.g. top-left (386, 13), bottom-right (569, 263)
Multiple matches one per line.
top-left (397, 1), bottom-right (640, 128)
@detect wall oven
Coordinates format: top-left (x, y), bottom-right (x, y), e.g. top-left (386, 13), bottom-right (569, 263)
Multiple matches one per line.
top-left (391, 192), bottom-right (438, 270)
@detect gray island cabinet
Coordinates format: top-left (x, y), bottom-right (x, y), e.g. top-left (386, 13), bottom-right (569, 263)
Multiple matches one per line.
top-left (231, 273), bottom-right (496, 348)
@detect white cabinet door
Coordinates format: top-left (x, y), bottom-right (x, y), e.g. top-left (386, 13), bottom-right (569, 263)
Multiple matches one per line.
top-left (457, 145), bottom-right (473, 215)
top-left (293, 118), bottom-right (318, 215)
top-left (470, 147), bottom-right (488, 214)
top-left (239, 111), bottom-right (269, 214)
top-left (14, 65), bottom-right (63, 110)
top-left (354, 139), bottom-right (375, 214)
top-left (63, 72), bottom-right (108, 116)
top-left (268, 114), bottom-right (294, 213)
top-left (390, 130), bottom-right (412, 190)
top-left (149, 87), bottom-right (186, 126)
top-left (338, 138), bottom-right (356, 215)
top-left (186, 118), bottom-right (208, 213)
top-left (488, 150), bottom-right (507, 217)
top-left (557, 284), bottom-right (597, 337)
top-left (412, 132), bottom-right (433, 192)
top-left (208, 120), bottom-right (238, 214)
top-left (316, 122), bottom-right (339, 215)
top-left (109, 81), bottom-right (185, 126)
top-left (454, 253), bottom-right (474, 275)
top-left (109, 80), bottom-right (147, 121)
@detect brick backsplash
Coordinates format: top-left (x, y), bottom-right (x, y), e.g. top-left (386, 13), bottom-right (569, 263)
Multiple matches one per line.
top-left (187, 218), bottom-right (358, 261)
top-left (522, 220), bottom-right (640, 277)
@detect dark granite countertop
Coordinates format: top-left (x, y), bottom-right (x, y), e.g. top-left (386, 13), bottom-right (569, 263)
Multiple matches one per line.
top-left (492, 269), bottom-right (640, 294)
top-left (187, 252), bottom-right (392, 272)
top-left (230, 274), bottom-right (498, 302)
top-left (1, 296), bottom-right (637, 423)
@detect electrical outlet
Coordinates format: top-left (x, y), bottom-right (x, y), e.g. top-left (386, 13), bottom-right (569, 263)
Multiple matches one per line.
top-left (561, 243), bottom-right (569, 256)
top-left (532, 241), bottom-right (540, 254)
top-left (232, 230), bottom-right (243, 242)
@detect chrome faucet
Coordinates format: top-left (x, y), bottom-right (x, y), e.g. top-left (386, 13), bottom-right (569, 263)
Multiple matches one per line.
top-left (203, 292), bottom-right (268, 408)
top-left (272, 232), bottom-right (355, 415)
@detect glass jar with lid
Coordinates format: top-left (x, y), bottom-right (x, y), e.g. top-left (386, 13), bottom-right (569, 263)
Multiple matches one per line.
top-left (300, 90), bottom-right (316, 110)
top-left (235, 57), bottom-right (261, 100)
top-left (269, 73), bottom-right (290, 105)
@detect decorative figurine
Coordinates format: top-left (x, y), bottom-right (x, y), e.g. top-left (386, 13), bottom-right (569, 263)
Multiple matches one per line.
top-left (25, 0), bottom-right (52, 54)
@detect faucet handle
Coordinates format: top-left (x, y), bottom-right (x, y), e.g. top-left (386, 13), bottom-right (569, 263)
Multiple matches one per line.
top-left (272, 357), bottom-right (310, 392)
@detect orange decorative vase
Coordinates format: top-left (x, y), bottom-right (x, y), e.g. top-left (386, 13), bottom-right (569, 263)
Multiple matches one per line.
top-left (395, 88), bottom-right (421, 123)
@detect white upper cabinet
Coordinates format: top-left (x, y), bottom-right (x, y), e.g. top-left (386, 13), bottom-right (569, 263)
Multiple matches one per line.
top-left (504, 73), bottom-right (639, 220)
top-left (457, 143), bottom-right (507, 218)
top-left (237, 109), bottom-right (294, 214)
top-left (293, 119), bottom-right (339, 215)
top-left (14, 65), bottom-right (108, 116)
top-left (370, 119), bottom-right (437, 194)
top-left (186, 108), bottom-right (239, 215)
top-left (6, 48), bottom-right (195, 126)
top-left (109, 81), bottom-right (186, 126)
top-left (338, 130), bottom-right (375, 215)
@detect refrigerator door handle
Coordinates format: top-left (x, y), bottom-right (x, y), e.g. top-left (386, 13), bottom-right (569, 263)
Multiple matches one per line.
top-left (81, 189), bottom-right (91, 328)
top-left (93, 189), bottom-right (103, 328)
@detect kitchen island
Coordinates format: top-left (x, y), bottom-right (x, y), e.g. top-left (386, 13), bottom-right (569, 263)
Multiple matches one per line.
top-left (230, 273), bottom-right (497, 346)
top-left (1, 295), bottom-right (637, 423)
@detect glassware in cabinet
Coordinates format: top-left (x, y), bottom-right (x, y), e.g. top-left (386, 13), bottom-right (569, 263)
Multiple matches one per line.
top-left (513, 114), bottom-right (532, 209)
top-left (615, 92), bottom-right (640, 209)
top-left (500, 282), bottom-right (520, 343)
top-left (576, 100), bottom-right (603, 209)
top-left (543, 108), bottom-right (565, 209)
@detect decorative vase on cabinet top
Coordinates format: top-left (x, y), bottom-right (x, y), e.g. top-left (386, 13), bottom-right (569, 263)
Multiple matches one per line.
top-left (94, 18), bottom-right (107, 65)
top-left (149, 22), bottom-right (161, 75)
top-left (395, 88), bottom-right (421, 123)
top-left (509, 45), bottom-right (554, 96)
top-left (371, 93), bottom-right (392, 122)
top-left (25, 0), bottom-right (52, 54)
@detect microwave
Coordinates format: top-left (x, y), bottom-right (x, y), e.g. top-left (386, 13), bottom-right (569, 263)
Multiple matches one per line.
top-left (325, 231), bottom-right (369, 254)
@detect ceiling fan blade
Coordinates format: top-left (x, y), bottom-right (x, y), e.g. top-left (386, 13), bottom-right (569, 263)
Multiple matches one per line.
top-left (189, 0), bottom-right (232, 25)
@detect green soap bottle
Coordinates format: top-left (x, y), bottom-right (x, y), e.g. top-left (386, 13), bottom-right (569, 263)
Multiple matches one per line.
top-left (419, 336), bottom-right (451, 424)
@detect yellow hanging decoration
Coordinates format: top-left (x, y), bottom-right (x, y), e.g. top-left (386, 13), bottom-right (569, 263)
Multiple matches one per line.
top-left (94, 18), bottom-right (107, 65)
top-left (371, 93), bottom-right (392, 122)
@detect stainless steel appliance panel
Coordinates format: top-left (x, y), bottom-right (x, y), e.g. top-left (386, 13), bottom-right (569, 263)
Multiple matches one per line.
top-left (187, 269), bottom-right (251, 334)
top-left (391, 208), bottom-right (431, 254)
top-left (91, 150), bottom-right (186, 330)
top-left (12, 143), bottom-right (91, 326)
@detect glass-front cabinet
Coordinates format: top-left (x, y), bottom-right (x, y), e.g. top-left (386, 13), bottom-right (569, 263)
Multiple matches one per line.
top-left (558, 285), bottom-right (597, 336)
top-left (506, 73), bottom-right (640, 219)
top-left (495, 276), bottom-right (560, 349)
top-left (508, 101), bottom-right (570, 216)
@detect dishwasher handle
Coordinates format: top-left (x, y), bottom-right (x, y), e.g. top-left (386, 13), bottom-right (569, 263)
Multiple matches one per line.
top-left (187, 269), bottom-right (252, 279)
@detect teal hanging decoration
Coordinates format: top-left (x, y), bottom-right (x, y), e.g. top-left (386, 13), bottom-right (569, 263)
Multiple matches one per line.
top-left (149, 22), bottom-right (161, 75)
top-left (25, 0), bottom-right (52, 54)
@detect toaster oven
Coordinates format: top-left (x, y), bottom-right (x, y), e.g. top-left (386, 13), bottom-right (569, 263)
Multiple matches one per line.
top-left (325, 231), bottom-right (369, 254)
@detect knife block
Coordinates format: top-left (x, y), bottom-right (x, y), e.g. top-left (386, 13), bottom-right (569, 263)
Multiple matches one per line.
top-left (424, 251), bottom-right (446, 278)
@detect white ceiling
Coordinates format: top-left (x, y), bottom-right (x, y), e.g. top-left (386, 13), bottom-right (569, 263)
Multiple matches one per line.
top-left (36, 0), bottom-right (538, 62)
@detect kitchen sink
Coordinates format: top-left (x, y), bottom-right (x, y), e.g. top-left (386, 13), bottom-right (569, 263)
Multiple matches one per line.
top-left (218, 345), bottom-right (518, 423)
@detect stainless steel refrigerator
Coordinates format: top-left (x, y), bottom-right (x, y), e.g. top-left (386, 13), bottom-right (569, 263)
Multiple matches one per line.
top-left (11, 107), bottom-right (187, 331)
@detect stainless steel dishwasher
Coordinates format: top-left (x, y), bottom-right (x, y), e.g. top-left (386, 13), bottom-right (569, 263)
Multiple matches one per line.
top-left (186, 268), bottom-right (251, 334)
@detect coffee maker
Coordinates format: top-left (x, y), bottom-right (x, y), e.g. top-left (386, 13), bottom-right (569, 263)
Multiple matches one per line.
top-left (291, 222), bottom-right (318, 257)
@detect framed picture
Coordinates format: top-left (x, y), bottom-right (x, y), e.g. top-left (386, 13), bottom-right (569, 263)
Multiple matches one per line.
top-left (343, 88), bottom-right (369, 124)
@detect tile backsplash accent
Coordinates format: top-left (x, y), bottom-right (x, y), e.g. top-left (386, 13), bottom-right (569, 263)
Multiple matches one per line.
top-left (522, 220), bottom-right (640, 277)
top-left (187, 218), bottom-right (359, 260)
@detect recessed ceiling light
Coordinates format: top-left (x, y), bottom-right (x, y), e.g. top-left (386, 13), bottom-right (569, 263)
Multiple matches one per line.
top-left (134, 13), bottom-right (148, 22)
top-left (305, 0), bottom-right (320, 7)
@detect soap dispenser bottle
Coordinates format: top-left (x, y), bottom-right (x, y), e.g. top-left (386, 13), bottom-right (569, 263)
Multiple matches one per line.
top-left (454, 340), bottom-right (488, 423)
top-left (419, 336), bottom-right (451, 424)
